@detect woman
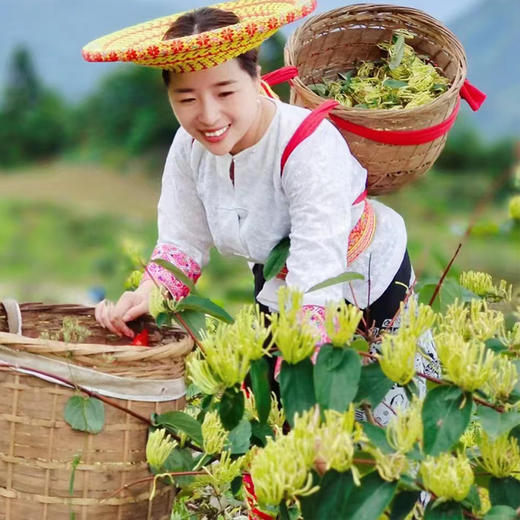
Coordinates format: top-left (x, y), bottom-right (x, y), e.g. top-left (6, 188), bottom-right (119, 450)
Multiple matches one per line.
top-left (90, 4), bottom-right (438, 422)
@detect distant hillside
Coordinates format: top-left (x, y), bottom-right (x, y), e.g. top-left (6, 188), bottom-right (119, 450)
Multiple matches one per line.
top-left (448, 0), bottom-right (520, 138)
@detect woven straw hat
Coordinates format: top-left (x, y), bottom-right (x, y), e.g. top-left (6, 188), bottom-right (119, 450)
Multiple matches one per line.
top-left (82, 0), bottom-right (316, 72)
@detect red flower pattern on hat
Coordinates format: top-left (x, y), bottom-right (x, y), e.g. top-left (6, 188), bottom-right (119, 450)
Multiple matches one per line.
top-left (245, 22), bottom-right (258, 37)
top-left (126, 49), bottom-right (138, 60)
top-left (147, 45), bottom-right (160, 57)
top-left (267, 17), bottom-right (278, 30)
top-left (196, 34), bottom-right (211, 47)
top-left (221, 27), bottom-right (235, 41)
top-left (170, 40), bottom-right (185, 53)
top-left (286, 12), bottom-right (296, 23)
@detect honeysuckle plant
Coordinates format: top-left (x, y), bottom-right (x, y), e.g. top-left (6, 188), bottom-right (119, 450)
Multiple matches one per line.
top-left (138, 268), bottom-right (520, 520)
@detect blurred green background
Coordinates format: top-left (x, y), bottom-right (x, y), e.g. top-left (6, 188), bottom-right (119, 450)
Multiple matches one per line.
top-left (0, 0), bottom-right (518, 316)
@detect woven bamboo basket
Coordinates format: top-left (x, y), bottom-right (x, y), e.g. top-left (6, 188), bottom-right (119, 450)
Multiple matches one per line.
top-left (284, 4), bottom-right (467, 194)
top-left (0, 302), bottom-right (193, 520)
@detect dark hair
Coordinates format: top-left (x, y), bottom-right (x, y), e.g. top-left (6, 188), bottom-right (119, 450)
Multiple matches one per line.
top-left (162, 7), bottom-right (259, 86)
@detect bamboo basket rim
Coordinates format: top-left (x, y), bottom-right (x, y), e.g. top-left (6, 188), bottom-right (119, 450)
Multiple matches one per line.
top-left (285, 3), bottom-right (467, 119)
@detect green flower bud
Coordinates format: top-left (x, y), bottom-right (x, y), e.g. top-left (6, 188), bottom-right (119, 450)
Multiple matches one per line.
top-left (371, 448), bottom-right (408, 482)
top-left (478, 431), bottom-right (520, 478)
top-left (186, 351), bottom-right (225, 396)
top-left (201, 411), bottom-right (227, 455)
top-left (146, 428), bottom-right (176, 471)
top-left (386, 397), bottom-right (423, 453)
top-left (379, 329), bottom-right (417, 385)
top-left (324, 301), bottom-right (363, 347)
top-left (420, 452), bottom-right (474, 502)
top-left (270, 287), bottom-right (319, 364)
top-left (484, 355), bottom-right (518, 402)
top-left (196, 451), bottom-right (245, 490)
top-left (435, 332), bottom-right (495, 392)
top-left (509, 195), bottom-right (520, 220)
top-left (124, 269), bottom-right (143, 290)
top-left (148, 285), bottom-right (168, 319)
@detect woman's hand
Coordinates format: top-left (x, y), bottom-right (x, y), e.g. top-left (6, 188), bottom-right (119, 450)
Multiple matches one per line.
top-left (95, 279), bottom-right (156, 338)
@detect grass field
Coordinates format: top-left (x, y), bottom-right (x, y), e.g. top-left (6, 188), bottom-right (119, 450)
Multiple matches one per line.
top-left (0, 161), bottom-right (517, 313)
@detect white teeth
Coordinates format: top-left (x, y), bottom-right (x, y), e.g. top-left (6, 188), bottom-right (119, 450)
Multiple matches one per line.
top-left (204, 126), bottom-right (228, 137)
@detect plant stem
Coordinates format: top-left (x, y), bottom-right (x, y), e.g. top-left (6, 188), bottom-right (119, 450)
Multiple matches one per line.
top-left (174, 312), bottom-right (205, 354)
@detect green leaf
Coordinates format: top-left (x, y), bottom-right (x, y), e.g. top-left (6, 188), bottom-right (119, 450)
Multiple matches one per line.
top-left (344, 471), bottom-right (397, 520)
top-left (279, 500), bottom-right (290, 520)
top-left (389, 34), bottom-right (406, 70)
top-left (219, 387), bottom-right (245, 431)
top-left (177, 295), bottom-right (234, 324)
top-left (172, 309), bottom-right (206, 340)
top-left (307, 271), bottom-right (364, 293)
top-left (422, 386), bottom-right (472, 456)
top-left (463, 485), bottom-right (481, 513)
top-left (153, 410), bottom-right (203, 447)
top-left (383, 79), bottom-right (408, 89)
top-left (424, 501), bottom-right (463, 520)
top-left (390, 491), bottom-right (421, 520)
top-left (249, 358), bottom-right (271, 424)
top-left (163, 446), bottom-right (195, 486)
top-left (477, 405), bottom-right (520, 439)
top-left (263, 237), bottom-right (290, 281)
top-left (489, 477), bottom-right (520, 508)
top-left (64, 396), bottom-right (105, 434)
top-left (314, 346), bottom-right (361, 412)
top-left (279, 359), bottom-right (316, 427)
top-left (308, 83), bottom-right (328, 97)
top-left (440, 279), bottom-right (478, 311)
top-left (150, 259), bottom-right (196, 292)
top-left (355, 363), bottom-right (394, 408)
top-left (485, 338), bottom-right (508, 353)
top-left (250, 420), bottom-right (274, 447)
top-left (299, 470), bottom-right (354, 519)
top-left (155, 312), bottom-right (170, 328)
top-left (363, 422), bottom-right (393, 454)
top-left (418, 283), bottom-right (440, 313)
top-left (484, 505), bottom-right (518, 519)
top-left (231, 475), bottom-right (243, 496)
top-left (225, 418), bottom-right (252, 454)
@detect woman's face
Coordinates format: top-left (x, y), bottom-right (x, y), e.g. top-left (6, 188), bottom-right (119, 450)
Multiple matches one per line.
top-left (167, 59), bottom-right (261, 155)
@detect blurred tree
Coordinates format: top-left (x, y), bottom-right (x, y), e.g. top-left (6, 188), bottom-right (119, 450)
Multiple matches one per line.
top-left (0, 46), bottom-right (71, 167)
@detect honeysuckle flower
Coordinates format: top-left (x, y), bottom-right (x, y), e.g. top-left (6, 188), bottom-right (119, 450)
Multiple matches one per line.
top-left (500, 321), bottom-right (520, 350)
top-left (233, 305), bottom-right (273, 361)
top-left (199, 324), bottom-right (254, 389)
top-left (467, 300), bottom-right (504, 341)
top-left (370, 448), bottom-right (408, 482)
top-left (435, 332), bottom-right (495, 392)
top-left (458, 270), bottom-right (510, 300)
top-left (268, 392), bottom-right (285, 430)
top-left (316, 407), bottom-right (358, 474)
top-left (478, 431), bottom-right (520, 478)
top-left (250, 410), bottom-right (319, 507)
top-left (124, 269), bottom-right (143, 290)
top-left (186, 350), bottom-right (225, 396)
top-left (201, 411), bottom-right (227, 455)
top-left (459, 421), bottom-right (483, 450)
top-left (400, 298), bottom-right (436, 338)
top-left (476, 487), bottom-right (492, 517)
top-left (243, 389), bottom-right (258, 421)
top-left (484, 355), bottom-right (518, 402)
top-left (324, 301), bottom-right (363, 347)
top-left (420, 452), bottom-right (474, 502)
top-left (378, 329), bottom-right (417, 385)
top-left (437, 300), bottom-right (468, 336)
top-left (196, 451), bottom-right (245, 490)
top-left (146, 428), bottom-right (177, 470)
top-left (386, 397), bottom-right (423, 453)
top-left (148, 285), bottom-right (169, 319)
top-left (270, 288), bottom-right (319, 364)
top-left (509, 194), bottom-right (520, 220)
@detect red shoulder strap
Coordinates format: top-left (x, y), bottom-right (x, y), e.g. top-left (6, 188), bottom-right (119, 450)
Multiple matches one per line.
top-left (280, 100), bottom-right (339, 173)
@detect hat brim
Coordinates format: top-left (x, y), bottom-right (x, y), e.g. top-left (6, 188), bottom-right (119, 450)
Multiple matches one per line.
top-left (82, 0), bottom-right (316, 72)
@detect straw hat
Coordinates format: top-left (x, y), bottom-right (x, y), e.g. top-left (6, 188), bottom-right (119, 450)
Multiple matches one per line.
top-left (82, 0), bottom-right (316, 72)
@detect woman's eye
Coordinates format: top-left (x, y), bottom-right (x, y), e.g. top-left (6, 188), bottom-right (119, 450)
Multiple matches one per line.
top-left (179, 98), bottom-right (195, 104)
top-left (219, 91), bottom-right (234, 98)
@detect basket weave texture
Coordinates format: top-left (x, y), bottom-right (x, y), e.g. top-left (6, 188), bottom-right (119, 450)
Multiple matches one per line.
top-left (0, 303), bottom-right (193, 520)
top-left (284, 3), bottom-right (467, 194)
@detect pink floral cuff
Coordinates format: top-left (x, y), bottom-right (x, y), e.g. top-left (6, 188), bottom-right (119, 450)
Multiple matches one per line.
top-left (141, 244), bottom-right (201, 300)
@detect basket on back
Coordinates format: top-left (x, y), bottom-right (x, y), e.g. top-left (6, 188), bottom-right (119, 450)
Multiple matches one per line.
top-left (284, 4), bottom-right (467, 194)
top-left (0, 302), bottom-right (193, 520)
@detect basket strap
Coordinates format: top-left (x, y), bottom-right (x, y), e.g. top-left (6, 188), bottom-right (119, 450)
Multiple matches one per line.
top-left (1, 299), bottom-right (22, 335)
top-left (263, 65), bottom-right (486, 145)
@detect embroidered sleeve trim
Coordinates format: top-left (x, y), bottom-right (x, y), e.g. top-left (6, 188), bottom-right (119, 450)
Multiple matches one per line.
top-left (141, 243), bottom-right (201, 300)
